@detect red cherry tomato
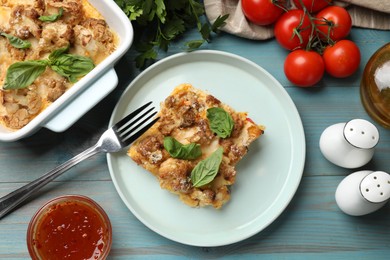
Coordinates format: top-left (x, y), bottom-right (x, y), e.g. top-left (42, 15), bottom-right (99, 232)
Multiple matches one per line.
top-left (284, 50), bottom-right (324, 87)
top-left (293, 0), bottom-right (331, 13)
top-left (241, 0), bottom-right (285, 26)
top-left (323, 40), bottom-right (361, 78)
top-left (274, 9), bottom-right (312, 50)
top-left (315, 6), bottom-right (352, 41)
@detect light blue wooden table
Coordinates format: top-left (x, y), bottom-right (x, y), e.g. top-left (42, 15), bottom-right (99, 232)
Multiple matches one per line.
top-left (1, 24), bottom-right (390, 259)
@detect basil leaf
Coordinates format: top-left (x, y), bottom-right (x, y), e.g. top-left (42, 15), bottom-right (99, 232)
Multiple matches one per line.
top-left (191, 147), bottom-right (223, 188)
top-left (39, 7), bottom-right (64, 22)
top-left (207, 107), bottom-right (234, 138)
top-left (163, 136), bottom-right (202, 160)
top-left (3, 60), bottom-right (48, 90)
top-left (2, 47), bottom-right (94, 90)
top-left (49, 54), bottom-right (95, 83)
top-left (48, 45), bottom-right (70, 61)
top-left (1, 33), bottom-right (31, 49)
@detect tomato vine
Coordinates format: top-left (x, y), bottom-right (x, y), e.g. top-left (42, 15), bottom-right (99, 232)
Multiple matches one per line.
top-left (242, 0), bottom-right (359, 86)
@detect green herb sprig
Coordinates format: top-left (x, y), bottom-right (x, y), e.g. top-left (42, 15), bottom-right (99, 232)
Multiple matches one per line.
top-left (207, 107), bottom-right (234, 138)
top-left (48, 47), bottom-right (95, 83)
top-left (39, 7), bottom-right (64, 22)
top-left (114, 0), bottom-right (229, 68)
top-left (3, 46), bottom-right (94, 90)
top-left (191, 147), bottom-right (223, 188)
top-left (163, 136), bottom-right (202, 160)
top-left (1, 33), bottom-right (31, 49)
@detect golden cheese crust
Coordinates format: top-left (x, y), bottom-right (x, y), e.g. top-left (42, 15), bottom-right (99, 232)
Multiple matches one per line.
top-left (128, 83), bottom-right (264, 209)
top-left (0, 0), bottom-right (117, 129)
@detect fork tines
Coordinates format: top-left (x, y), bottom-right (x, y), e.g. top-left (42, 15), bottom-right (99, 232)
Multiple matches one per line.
top-left (113, 102), bottom-right (158, 145)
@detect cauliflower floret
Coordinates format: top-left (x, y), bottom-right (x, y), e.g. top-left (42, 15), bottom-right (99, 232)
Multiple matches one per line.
top-left (36, 21), bottom-right (73, 55)
top-left (45, 0), bottom-right (84, 26)
top-left (159, 158), bottom-right (194, 194)
top-left (1, 88), bottom-right (43, 129)
top-left (73, 18), bottom-right (115, 63)
top-left (35, 71), bottom-right (67, 102)
top-left (8, 5), bottom-right (42, 39)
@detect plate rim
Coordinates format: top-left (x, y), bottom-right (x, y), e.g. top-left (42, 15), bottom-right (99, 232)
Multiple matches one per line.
top-left (107, 50), bottom-right (306, 246)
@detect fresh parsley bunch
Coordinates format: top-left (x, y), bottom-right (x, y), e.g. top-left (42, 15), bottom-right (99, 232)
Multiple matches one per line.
top-left (114, 0), bottom-right (228, 68)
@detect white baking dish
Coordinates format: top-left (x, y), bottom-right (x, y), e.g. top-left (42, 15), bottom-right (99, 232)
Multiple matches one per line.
top-left (0, 0), bottom-right (133, 142)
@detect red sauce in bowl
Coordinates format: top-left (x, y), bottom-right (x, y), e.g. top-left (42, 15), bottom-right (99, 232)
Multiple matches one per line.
top-left (27, 195), bottom-right (112, 260)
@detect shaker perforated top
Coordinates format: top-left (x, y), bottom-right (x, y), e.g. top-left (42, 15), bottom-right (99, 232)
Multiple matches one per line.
top-left (343, 119), bottom-right (379, 149)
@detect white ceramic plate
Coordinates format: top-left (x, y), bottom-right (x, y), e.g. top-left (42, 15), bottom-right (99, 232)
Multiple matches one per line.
top-left (107, 51), bottom-right (306, 247)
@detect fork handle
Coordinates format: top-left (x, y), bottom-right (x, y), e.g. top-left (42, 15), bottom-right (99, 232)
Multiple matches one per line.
top-left (0, 144), bottom-right (101, 219)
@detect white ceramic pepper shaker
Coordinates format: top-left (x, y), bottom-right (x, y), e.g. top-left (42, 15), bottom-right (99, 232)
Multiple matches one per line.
top-left (319, 119), bottom-right (379, 168)
top-left (335, 170), bottom-right (390, 216)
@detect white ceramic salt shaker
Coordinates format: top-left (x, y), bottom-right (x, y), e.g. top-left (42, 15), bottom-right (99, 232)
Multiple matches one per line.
top-left (335, 170), bottom-right (390, 216)
top-left (319, 119), bottom-right (379, 168)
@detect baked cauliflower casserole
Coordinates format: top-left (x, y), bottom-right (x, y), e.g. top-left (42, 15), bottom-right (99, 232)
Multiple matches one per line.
top-left (128, 83), bottom-right (265, 209)
top-left (0, 0), bottom-right (117, 129)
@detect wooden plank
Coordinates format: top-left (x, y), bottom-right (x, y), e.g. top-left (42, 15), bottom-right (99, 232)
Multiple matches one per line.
top-left (1, 176), bottom-right (389, 258)
top-left (1, 26), bottom-right (390, 258)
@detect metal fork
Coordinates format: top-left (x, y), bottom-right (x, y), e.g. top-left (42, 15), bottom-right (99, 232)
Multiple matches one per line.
top-left (0, 102), bottom-right (158, 219)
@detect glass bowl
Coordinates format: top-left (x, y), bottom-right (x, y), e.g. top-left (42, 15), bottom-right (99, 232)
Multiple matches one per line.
top-left (27, 195), bottom-right (112, 259)
top-left (361, 43), bottom-right (390, 129)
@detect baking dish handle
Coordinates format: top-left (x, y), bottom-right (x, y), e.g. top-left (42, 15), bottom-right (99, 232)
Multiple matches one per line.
top-left (43, 68), bottom-right (118, 132)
